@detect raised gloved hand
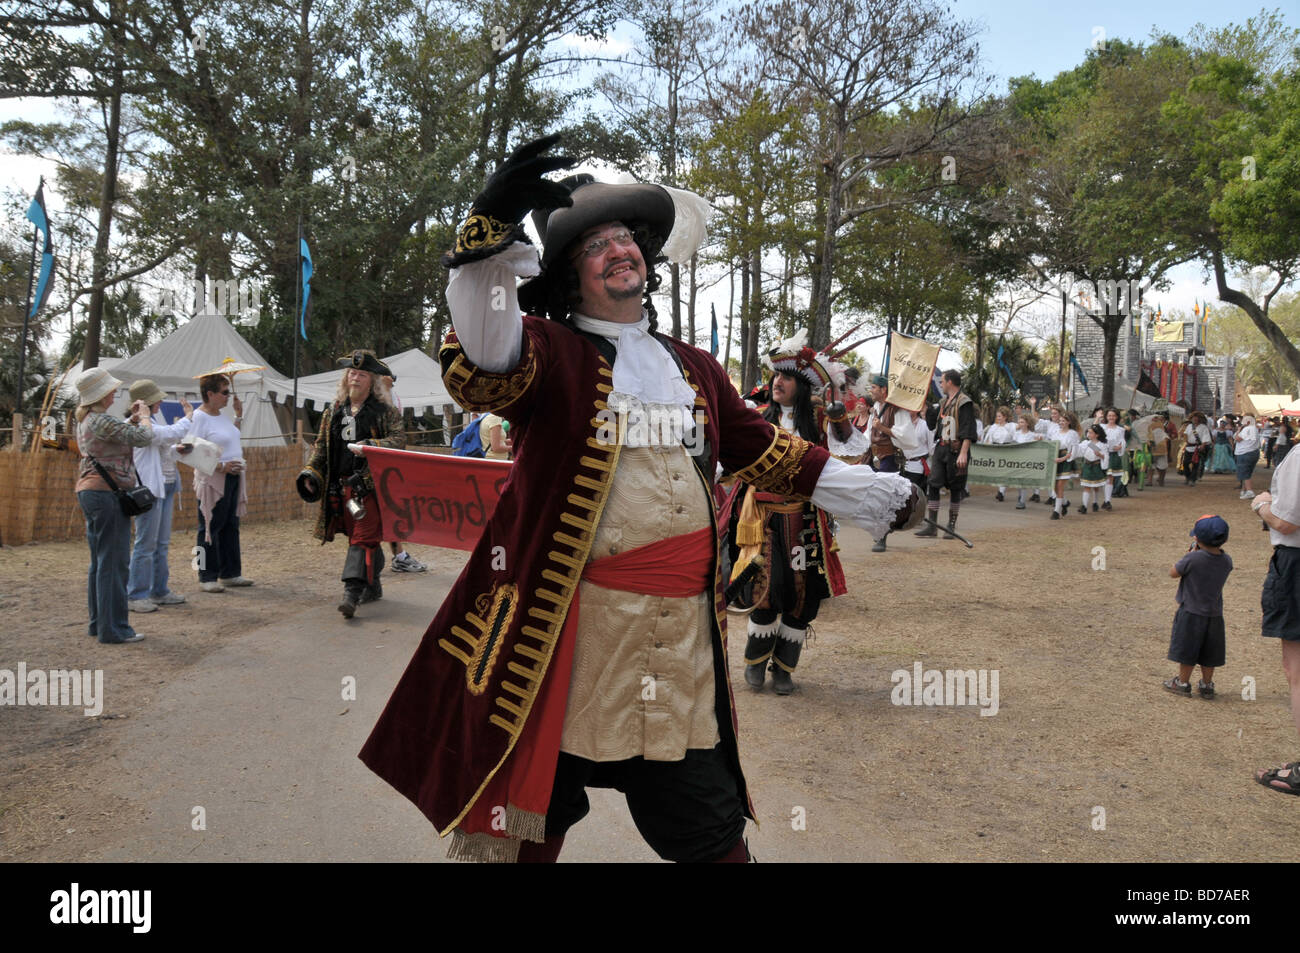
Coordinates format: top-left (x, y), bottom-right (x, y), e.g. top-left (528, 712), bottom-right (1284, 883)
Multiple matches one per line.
top-left (444, 134), bottom-right (576, 268)
top-left (474, 133), bottom-right (575, 225)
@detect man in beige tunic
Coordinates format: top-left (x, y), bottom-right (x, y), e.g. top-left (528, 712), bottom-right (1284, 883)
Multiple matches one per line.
top-left (361, 136), bottom-right (921, 862)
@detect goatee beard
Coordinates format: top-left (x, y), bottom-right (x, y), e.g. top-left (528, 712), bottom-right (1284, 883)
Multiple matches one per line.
top-left (607, 276), bottom-right (645, 301)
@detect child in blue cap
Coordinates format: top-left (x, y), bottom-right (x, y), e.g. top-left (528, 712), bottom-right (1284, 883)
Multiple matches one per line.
top-left (1164, 514), bottom-right (1233, 697)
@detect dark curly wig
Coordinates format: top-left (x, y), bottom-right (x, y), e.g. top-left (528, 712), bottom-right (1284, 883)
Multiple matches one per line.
top-left (762, 372), bottom-right (819, 443)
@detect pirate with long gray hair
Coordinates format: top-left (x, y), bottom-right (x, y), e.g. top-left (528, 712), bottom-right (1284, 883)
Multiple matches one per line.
top-left (296, 350), bottom-right (406, 619)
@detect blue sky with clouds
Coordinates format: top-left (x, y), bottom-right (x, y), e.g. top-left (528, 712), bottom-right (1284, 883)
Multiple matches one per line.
top-left (954, 0), bottom-right (1267, 88)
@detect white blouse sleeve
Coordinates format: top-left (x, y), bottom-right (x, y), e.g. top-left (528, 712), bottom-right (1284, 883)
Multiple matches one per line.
top-left (444, 243), bottom-right (540, 373)
top-left (890, 414), bottom-right (921, 458)
top-left (826, 423), bottom-right (870, 459)
top-left (152, 415), bottom-right (193, 445)
top-left (812, 457), bottom-right (915, 540)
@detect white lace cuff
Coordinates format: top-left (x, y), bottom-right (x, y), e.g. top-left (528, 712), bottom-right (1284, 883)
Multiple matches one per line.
top-left (812, 457), bottom-right (914, 540)
top-left (827, 425), bottom-right (869, 459)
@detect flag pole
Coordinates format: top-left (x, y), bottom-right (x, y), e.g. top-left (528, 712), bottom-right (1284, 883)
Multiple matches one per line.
top-left (292, 212), bottom-right (301, 436)
top-left (1058, 290), bottom-right (1067, 403)
top-left (16, 176), bottom-right (44, 422)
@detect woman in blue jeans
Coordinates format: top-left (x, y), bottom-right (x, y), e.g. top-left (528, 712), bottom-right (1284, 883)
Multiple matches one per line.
top-left (74, 367), bottom-right (154, 644)
top-left (126, 379), bottom-right (195, 612)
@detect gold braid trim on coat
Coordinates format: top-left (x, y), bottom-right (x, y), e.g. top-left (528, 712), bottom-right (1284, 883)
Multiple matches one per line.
top-left (729, 426), bottom-right (812, 498)
top-left (440, 338), bottom-right (538, 414)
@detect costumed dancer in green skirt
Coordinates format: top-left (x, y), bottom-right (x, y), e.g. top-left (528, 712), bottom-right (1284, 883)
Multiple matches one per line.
top-left (1077, 423), bottom-right (1109, 516)
top-left (1049, 411), bottom-right (1080, 519)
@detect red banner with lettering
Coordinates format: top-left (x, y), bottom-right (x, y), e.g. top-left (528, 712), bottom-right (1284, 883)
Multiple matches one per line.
top-left (360, 446), bottom-right (510, 551)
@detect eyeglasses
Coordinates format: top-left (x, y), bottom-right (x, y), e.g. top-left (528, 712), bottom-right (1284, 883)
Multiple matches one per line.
top-left (218, 390), bottom-right (231, 396)
top-left (573, 228), bottom-right (637, 260)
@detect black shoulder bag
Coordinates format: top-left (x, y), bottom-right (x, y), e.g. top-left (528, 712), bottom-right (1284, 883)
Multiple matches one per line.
top-left (89, 457), bottom-right (157, 517)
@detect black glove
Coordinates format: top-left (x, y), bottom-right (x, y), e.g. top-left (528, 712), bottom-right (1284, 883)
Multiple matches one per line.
top-left (296, 470), bottom-right (322, 503)
top-left (443, 134), bottom-right (576, 268)
top-left (474, 133), bottom-right (575, 224)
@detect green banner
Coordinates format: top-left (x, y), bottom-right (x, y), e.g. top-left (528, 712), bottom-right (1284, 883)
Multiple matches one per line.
top-left (966, 440), bottom-right (1059, 488)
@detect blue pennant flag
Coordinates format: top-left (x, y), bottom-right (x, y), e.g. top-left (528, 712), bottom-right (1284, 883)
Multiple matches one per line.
top-left (1069, 351), bottom-right (1090, 396)
top-left (299, 238), bottom-right (313, 341)
top-left (996, 344), bottom-right (1017, 392)
top-left (710, 304), bottom-right (719, 357)
top-left (26, 183), bottom-right (55, 319)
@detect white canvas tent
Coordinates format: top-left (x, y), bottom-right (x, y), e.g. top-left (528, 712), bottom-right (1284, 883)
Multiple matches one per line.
top-left (1244, 394), bottom-right (1294, 417)
top-left (263, 347), bottom-right (459, 415)
top-left (102, 313), bottom-right (294, 445)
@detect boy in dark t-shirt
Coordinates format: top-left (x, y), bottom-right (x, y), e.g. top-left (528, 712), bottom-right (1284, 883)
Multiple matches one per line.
top-left (1164, 514), bottom-right (1233, 698)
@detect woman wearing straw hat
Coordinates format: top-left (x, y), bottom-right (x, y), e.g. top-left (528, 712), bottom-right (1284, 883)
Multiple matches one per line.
top-left (125, 379), bottom-right (195, 612)
top-left (74, 366), bottom-right (154, 644)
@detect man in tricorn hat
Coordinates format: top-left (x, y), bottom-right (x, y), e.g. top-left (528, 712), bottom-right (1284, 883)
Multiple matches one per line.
top-left (296, 349), bottom-right (405, 618)
top-left (728, 330), bottom-right (866, 695)
top-left (359, 135), bottom-right (922, 863)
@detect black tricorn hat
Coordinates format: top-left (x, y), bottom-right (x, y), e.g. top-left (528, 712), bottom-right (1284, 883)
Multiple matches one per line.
top-left (337, 348), bottom-right (394, 380)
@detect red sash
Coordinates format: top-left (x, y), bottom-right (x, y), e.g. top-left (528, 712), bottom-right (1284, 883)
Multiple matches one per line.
top-left (456, 526), bottom-right (715, 852)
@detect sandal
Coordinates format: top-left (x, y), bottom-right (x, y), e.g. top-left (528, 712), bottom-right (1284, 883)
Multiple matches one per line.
top-left (1254, 763), bottom-right (1300, 796)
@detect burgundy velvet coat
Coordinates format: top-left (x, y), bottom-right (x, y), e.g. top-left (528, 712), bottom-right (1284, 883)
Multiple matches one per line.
top-left (358, 316), bottom-right (830, 836)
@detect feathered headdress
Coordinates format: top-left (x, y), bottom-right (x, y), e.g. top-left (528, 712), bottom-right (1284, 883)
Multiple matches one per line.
top-left (762, 324), bottom-right (868, 392)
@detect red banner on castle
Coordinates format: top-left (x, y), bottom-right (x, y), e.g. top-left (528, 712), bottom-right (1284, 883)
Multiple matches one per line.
top-left (359, 446), bottom-right (510, 551)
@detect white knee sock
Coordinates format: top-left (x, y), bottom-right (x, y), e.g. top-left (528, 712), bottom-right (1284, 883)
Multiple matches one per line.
top-left (1054, 496), bottom-right (1064, 513)
top-left (1104, 482), bottom-right (1113, 503)
top-left (1082, 489), bottom-right (1092, 509)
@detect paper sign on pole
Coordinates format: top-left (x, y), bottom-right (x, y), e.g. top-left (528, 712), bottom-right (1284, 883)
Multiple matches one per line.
top-left (885, 332), bottom-right (942, 413)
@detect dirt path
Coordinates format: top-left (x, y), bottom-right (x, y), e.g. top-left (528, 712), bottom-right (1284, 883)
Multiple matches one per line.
top-left (1, 470), bottom-right (1295, 862)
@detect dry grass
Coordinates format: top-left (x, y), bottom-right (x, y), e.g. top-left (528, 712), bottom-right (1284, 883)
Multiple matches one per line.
top-left (2, 471), bottom-right (1296, 861)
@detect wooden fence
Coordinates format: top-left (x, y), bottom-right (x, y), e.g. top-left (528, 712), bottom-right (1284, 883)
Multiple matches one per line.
top-left (0, 444), bottom-right (460, 547)
top-left (0, 444), bottom-right (318, 547)
top-left (1, 408), bottom-right (459, 548)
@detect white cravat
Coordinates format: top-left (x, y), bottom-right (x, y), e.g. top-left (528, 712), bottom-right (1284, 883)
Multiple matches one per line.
top-left (779, 406), bottom-right (795, 433)
top-left (571, 312), bottom-right (698, 443)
